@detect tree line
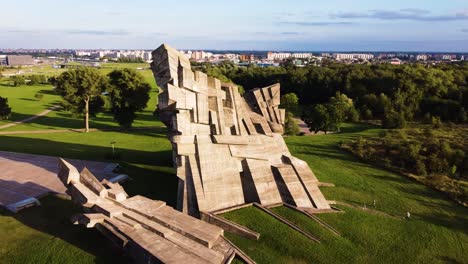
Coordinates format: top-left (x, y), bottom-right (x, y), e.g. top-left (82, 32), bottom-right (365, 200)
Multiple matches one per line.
top-left (198, 61), bottom-right (468, 133)
top-left (10, 75), bottom-right (48, 86)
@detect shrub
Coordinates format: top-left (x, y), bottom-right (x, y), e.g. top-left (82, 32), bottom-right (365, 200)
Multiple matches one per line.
top-left (10, 75), bottom-right (26, 86)
top-left (415, 159), bottom-right (427, 176)
top-left (0, 96), bottom-right (12, 120)
top-left (284, 111), bottom-right (300, 136)
top-left (382, 110), bottom-right (406, 129)
top-left (431, 116), bottom-right (442, 128)
top-left (34, 93), bottom-right (44, 101)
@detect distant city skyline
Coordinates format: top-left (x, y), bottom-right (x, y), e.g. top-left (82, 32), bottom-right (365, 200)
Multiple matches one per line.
top-left (1, 0), bottom-right (468, 52)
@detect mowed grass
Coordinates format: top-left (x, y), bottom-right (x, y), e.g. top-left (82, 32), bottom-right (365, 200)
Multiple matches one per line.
top-left (0, 128), bottom-right (179, 264)
top-left (0, 63), bottom-right (158, 131)
top-left (0, 82), bottom-right (60, 126)
top-left (222, 123), bottom-right (468, 264)
top-left (0, 74), bottom-right (467, 264)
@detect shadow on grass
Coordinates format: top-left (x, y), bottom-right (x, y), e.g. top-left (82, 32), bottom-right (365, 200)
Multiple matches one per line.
top-left (4, 109), bottom-right (160, 130)
top-left (0, 195), bottom-right (131, 264)
top-left (0, 134), bottom-right (172, 166)
top-left (38, 89), bottom-right (57, 95)
top-left (19, 98), bottom-right (38, 102)
top-left (0, 135), bottom-right (178, 262)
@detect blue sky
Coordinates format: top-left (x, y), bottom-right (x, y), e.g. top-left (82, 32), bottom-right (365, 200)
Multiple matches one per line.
top-left (1, 0), bottom-right (467, 51)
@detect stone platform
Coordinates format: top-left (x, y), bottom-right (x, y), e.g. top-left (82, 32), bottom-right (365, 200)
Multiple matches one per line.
top-left (0, 151), bottom-right (124, 212)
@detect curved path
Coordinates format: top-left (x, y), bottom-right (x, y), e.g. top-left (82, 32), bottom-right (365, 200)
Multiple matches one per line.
top-left (0, 105), bottom-right (60, 130)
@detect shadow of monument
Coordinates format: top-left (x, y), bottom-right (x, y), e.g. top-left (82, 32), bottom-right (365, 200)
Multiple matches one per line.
top-left (0, 187), bottom-right (131, 264)
top-left (0, 135), bottom-right (172, 166)
top-left (4, 109), bottom-right (162, 131)
top-left (0, 143), bottom-right (178, 262)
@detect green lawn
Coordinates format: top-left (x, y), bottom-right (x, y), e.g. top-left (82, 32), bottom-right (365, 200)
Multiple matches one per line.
top-left (0, 63), bottom-right (159, 131)
top-left (0, 83), bottom-right (60, 126)
top-left (0, 123), bottom-right (466, 263)
top-left (0, 129), bottom-right (177, 264)
top-left (222, 123), bottom-right (468, 264)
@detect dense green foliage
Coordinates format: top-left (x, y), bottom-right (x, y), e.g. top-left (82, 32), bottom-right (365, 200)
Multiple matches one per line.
top-left (10, 75), bottom-right (26, 86)
top-left (280, 92), bottom-right (299, 113)
top-left (0, 96), bottom-right (12, 120)
top-left (342, 126), bottom-right (468, 205)
top-left (55, 67), bottom-right (107, 117)
top-left (303, 92), bottom-right (358, 133)
top-left (108, 69), bottom-right (151, 128)
top-left (204, 62), bottom-right (468, 126)
top-left (27, 74), bottom-right (48, 85)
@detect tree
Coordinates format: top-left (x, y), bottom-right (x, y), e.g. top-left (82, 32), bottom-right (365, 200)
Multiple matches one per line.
top-left (284, 111), bottom-right (300, 136)
top-left (55, 67), bottom-right (108, 132)
top-left (0, 96), bottom-right (12, 120)
top-left (281, 93), bottom-right (299, 113)
top-left (108, 69), bottom-right (151, 128)
top-left (10, 75), bottom-right (26, 86)
top-left (303, 104), bottom-right (333, 134)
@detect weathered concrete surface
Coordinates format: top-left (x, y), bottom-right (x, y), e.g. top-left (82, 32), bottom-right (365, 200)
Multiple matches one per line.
top-left (151, 44), bottom-right (331, 216)
top-left (58, 159), bottom-right (246, 264)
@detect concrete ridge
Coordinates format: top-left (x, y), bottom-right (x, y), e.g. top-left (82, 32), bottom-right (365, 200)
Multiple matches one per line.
top-left (252, 203), bottom-right (321, 243)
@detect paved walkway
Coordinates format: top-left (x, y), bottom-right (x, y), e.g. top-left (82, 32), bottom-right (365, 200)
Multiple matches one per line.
top-left (0, 105), bottom-right (60, 130)
top-left (0, 150), bottom-right (121, 213)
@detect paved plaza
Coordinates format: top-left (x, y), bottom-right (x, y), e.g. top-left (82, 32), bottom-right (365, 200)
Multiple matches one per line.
top-left (0, 150), bottom-right (122, 212)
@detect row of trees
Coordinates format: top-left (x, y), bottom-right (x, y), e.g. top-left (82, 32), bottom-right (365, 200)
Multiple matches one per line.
top-left (10, 75), bottom-right (48, 86)
top-left (199, 61), bottom-right (468, 131)
top-left (53, 67), bottom-right (152, 132)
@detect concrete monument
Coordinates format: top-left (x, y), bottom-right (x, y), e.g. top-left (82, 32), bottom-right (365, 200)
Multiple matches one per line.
top-left (151, 44), bottom-right (331, 217)
top-left (57, 159), bottom-right (248, 264)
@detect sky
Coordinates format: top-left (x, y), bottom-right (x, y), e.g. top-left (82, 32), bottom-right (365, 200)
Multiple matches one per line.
top-left (0, 0), bottom-right (467, 51)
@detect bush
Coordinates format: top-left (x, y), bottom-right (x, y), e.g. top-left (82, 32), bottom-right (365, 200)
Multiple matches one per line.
top-left (431, 116), bottom-right (442, 128)
top-left (362, 108), bottom-right (373, 120)
top-left (0, 96), bottom-right (12, 120)
top-left (382, 110), bottom-right (406, 129)
top-left (10, 75), bottom-right (26, 86)
top-left (34, 93), bottom-right (44, 101)
top-left (415, 159), bottom-right (427, 176)
top-left (347, 106), bottom-right (360, 122)
top-left (27, 75), bottom-right (47, 85)
top-left (284, 111), bottom-right (300, 136)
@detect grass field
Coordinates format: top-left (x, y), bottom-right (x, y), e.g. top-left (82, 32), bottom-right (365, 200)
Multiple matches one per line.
top-left (0, 123), bottom-right (466, 264)
top-left (0, 65), bottom-right (467, 263)
top-left (0, 63), bottom-right (158, 131)
top-left (222, 124), bottom-right (468, 263)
